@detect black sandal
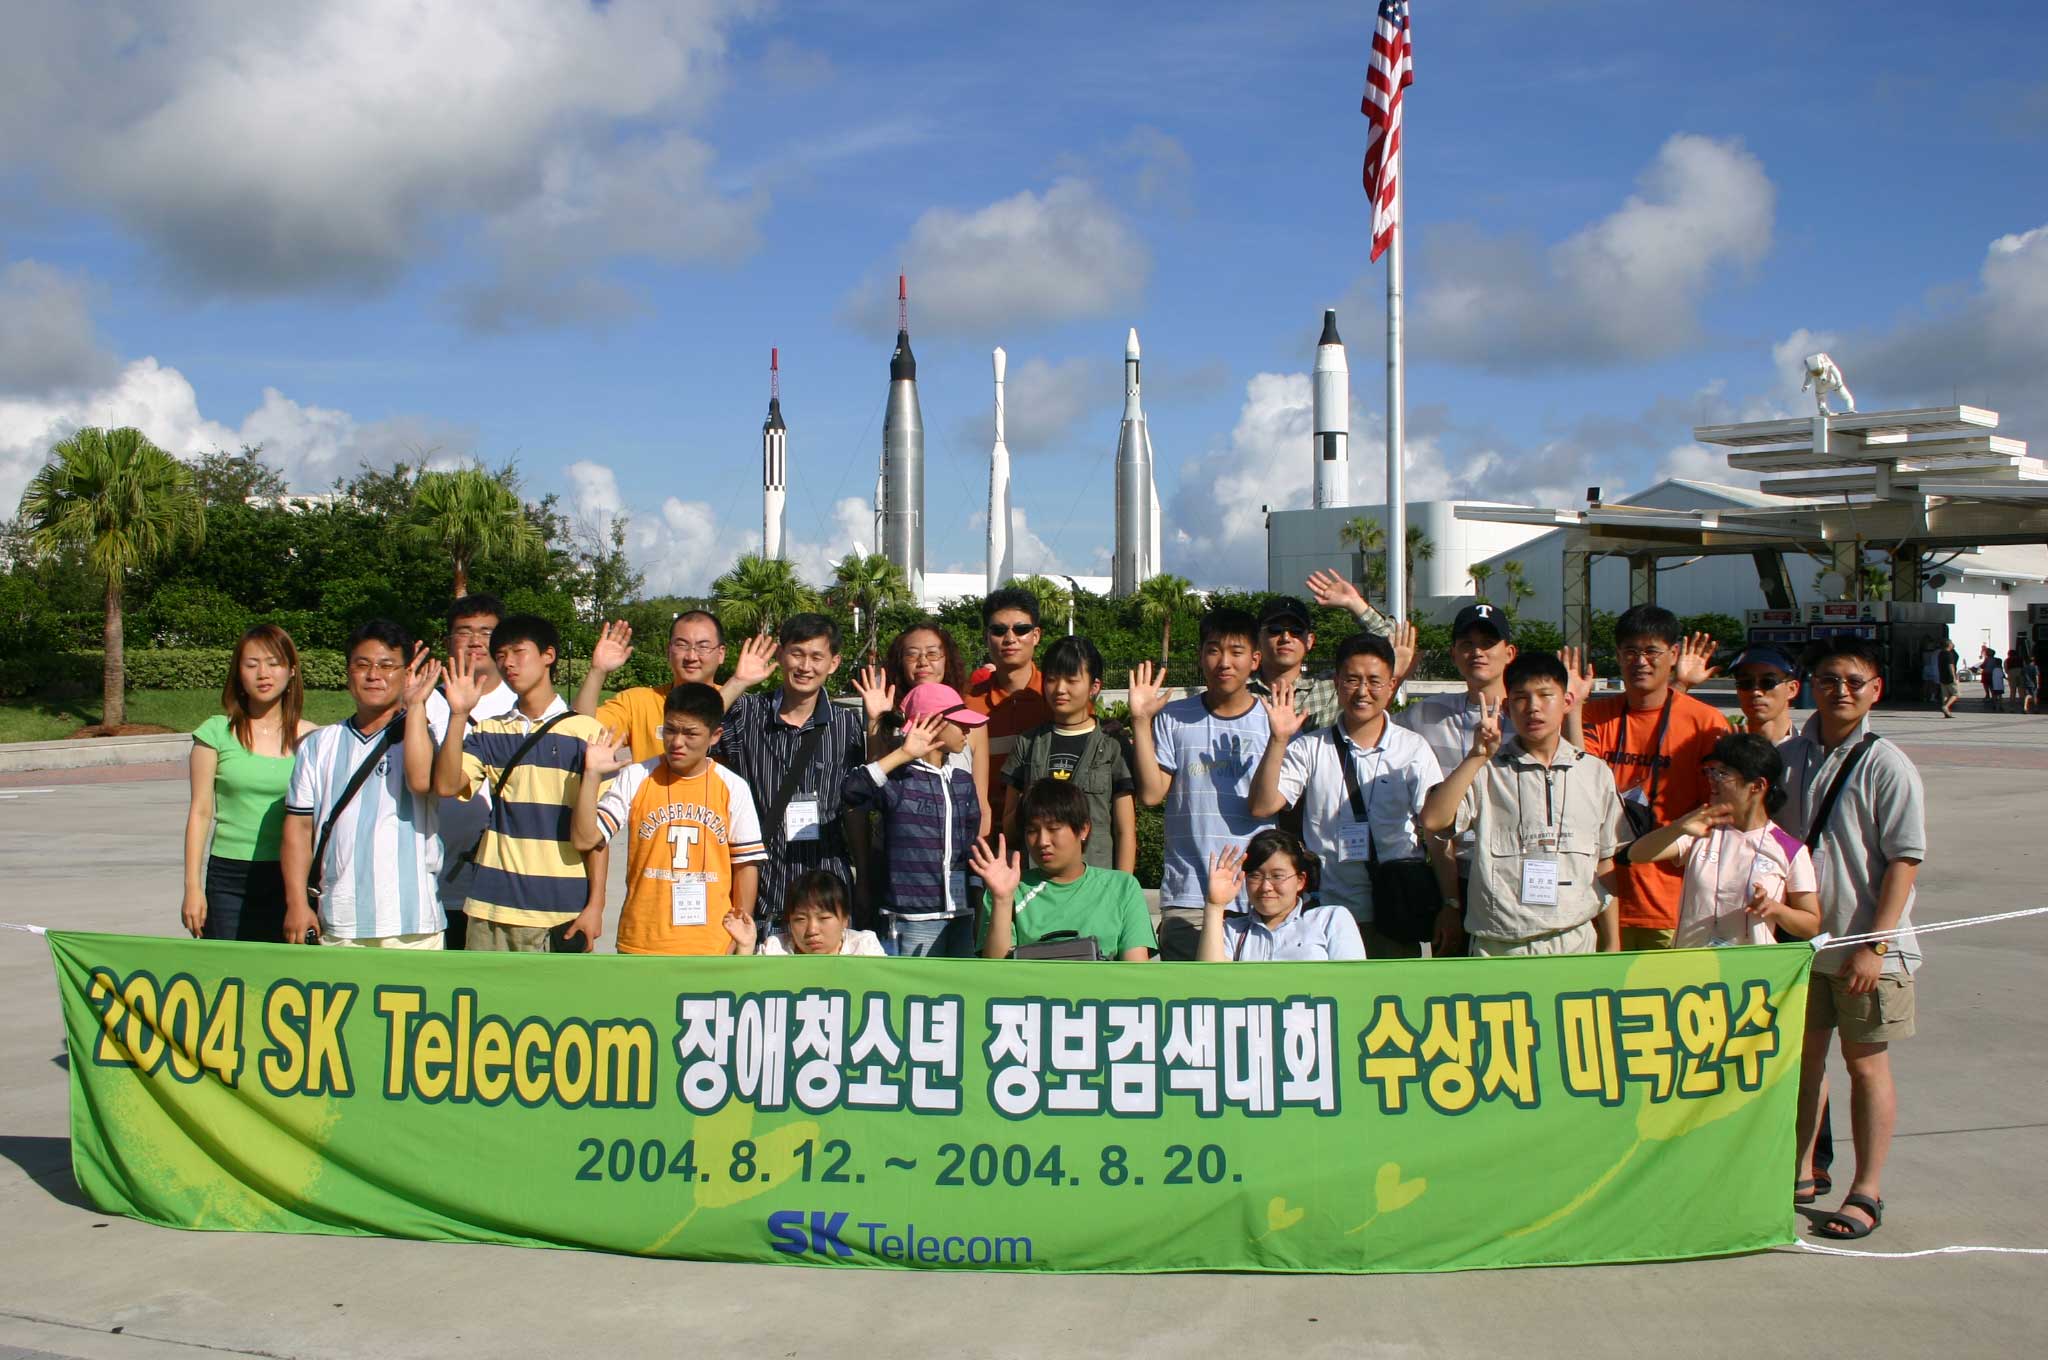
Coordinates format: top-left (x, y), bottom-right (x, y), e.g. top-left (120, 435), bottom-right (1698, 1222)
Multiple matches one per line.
top-left (1794, 1172), bottom-right (1832, 1205)
top-left (1816, 1193), bottom-right (1883, 1241)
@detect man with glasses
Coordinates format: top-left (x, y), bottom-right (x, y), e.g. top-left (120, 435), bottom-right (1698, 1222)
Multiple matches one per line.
top-left (574, 610), bottom-right (777, 760)
top-left (424, 594), bottom-right (515, 948)
top-left (1247, 633), bottom-right (1443, 957)
top-left (1730, 644), bottom-right (1801, 748)
top-left (1565, 604), bottom-right (1730, 951)
top-left (1779, 636), bottom-right (1926, 1242)
top-left (965, 586), bottom-right (1054, 835)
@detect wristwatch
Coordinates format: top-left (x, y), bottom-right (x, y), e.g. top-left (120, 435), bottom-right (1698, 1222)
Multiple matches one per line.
top-left (1868, 941), bottom-right (1890, 957)
top-left (1440, 898), bottom-right (1461, 911)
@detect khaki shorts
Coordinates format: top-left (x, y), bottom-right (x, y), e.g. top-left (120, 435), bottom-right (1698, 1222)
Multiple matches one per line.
top-left (1807, 970), bottom-right (1916, 1042)
top-left (465, 918), bottom-right (558, 953)
top-left (1620, 925), bottom-right (1675, 952)
top-left (319, 931), bottom-right (444, 950)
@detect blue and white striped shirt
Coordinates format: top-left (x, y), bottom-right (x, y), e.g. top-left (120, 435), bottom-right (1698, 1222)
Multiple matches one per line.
top-left (285, 714), bottom-right (444, 940)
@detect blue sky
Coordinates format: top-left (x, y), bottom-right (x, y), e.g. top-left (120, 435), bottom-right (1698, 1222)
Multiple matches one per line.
top-left (3, 0), bottom-right (2046, 592)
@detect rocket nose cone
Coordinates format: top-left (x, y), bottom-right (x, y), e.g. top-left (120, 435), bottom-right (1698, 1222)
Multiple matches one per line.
top-left (1126, 328), bottom-right (1140, 360)
top-left (993, 347), bottom-right (1006, 381)
top-left (891, 328), bottom-right (916, 381)
top-left (1319, 309), bottom-right (1342, 346)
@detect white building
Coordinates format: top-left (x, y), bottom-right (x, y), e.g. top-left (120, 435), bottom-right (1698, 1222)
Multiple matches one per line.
top-left (1264, 501), bottom-right (1552, 614)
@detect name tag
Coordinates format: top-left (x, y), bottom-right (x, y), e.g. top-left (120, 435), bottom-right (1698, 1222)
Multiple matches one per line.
top-left (785, 798), bottom-right (822, 843)
top-left (671, 876), bottom-right (709, 928)
top-left (1520, 858), bottom-right (1559, 907)
top-left (1338, 822), bottom-right (1375, 862)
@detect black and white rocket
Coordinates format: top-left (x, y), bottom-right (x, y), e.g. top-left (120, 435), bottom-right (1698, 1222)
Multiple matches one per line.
top-left (879, 274), bottom-right (925, 597)
top-left (987, 347), bottom-right (1012, 588)
top-left (762, 348), bottom-right (786, 560)
top-left (1312, 309), bottom-right (1350, 509)
top-left (1112, 327), bottom-right (1159, 596)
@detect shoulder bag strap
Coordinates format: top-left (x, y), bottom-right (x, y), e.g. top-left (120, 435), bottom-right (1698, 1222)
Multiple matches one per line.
top-left (308, 721), bottom-right (403, 899)
top-left (1640, 693), bottom-right (1676, 808)
top-left (1330, 725), bottom-right (1378, 864)
top-left (768, 718), bottom-right (831, 827)
top-left (492, 711), bottom-right (576, 803)
top-left (1804, 732), bottom-right (1881, 854)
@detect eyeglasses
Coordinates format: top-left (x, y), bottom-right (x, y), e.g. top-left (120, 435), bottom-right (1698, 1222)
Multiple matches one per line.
top-left (1734, 674), bottom-right (1788, 691)
top-left (987, 623), bottom-right (1038, 638)
top-left (349, 659), bottom-right (403, 674)
top-left (669, 641), bottom-right (722, 656)
top-left (1702, 767), bottom-right (1751, 785)
top-left (903, 647), bottom-right (946, 663)
top-left (1813, 674), bottom-right (1876, 694)
top-left (449, 626), bottom-right (494, 642)
top-left (1245, 870), bottom-right (1301, 887)
top-left (1618, 647), bottom-right (1672, 663)
top-left (1337, 675), bottom-right (1395, 692)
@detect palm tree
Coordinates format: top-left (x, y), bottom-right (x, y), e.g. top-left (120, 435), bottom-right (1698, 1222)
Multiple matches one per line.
top-left (1468, 562), bottom-right (1493, 601)
top-left (1013, 574), bottom-right (1071, 635)
top-left (828, 552), bottom-right (912, 660)
top-left (1338, 515), bottom-right (1384, 602)
top-left (1404, 525), bottom-right (1436, 587)
top-left (714, 553), bottom-right (821, 637)
top-left (18, 427), bottom-right (205, 730)
top-left (1500, 559), bottom-right (1536, 616)
top-left (1133, 573), bottom-right (1196, 666)
top-left (409, 464), bottom-right (545, 599)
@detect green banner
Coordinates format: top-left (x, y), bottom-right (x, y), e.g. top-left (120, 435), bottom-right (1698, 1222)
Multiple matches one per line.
top-left (49, 932), bottom-right (1810, 1273)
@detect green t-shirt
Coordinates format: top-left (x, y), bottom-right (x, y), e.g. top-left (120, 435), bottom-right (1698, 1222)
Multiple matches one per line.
top-left (981, 866), bottom-right (1158, 960)
top-left (192, 714), bottom-right (297, 862)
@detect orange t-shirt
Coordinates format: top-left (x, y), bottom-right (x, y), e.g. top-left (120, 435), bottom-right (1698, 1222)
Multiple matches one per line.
top-left (966, 665), bottom-right (1055, 829)
top-left (1580, 690), bottom-right (1731, 931)
top-left (594, 759), bottom-right (767, 955)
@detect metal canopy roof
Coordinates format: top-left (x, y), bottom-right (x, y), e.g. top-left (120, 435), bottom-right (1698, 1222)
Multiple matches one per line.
top-left (1691, 405), bottom-right (1999, 448)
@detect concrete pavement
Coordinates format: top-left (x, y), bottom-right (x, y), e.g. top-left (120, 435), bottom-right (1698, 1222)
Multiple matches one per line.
top-left (2, 707), bottom-right (2046, 1357)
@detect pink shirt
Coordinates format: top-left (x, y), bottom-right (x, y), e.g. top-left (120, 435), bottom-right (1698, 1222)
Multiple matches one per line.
top-left (1671, 825), bottom-right (1816, 948)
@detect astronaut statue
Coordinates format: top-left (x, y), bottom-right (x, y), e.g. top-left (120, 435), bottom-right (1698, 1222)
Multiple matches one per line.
top-left (1802, 352), bottom-right (1856, 415)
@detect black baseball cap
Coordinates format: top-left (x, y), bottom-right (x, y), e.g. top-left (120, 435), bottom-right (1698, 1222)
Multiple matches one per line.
top-left (1452, 602), bottom-right (1512, 643)
top-left (1729, 644), bottom-right (1798, 675)
top-left (1258, 596), bottom-right (1314, 632)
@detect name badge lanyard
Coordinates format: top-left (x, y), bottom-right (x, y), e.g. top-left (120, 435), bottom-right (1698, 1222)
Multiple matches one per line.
top-left (1702, 827), bottom-right (1769, 945)
top-left (1514, 760), bottom-right (1569, 908)
top-left (662, 768), bottom-right (711, 928)
top-left (1332, 726), bottom-right (1386, 864)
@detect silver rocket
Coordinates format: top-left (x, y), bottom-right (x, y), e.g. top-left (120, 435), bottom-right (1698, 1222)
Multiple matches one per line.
top-left (880, 273), bottom-right (924, 597)
top-left (1312, 309), bottom-right (1349, 509)
top-left (987, 347), bottom-right (1013, 589)
top-left (1112, 327), bottom-right (1158, 596)
top-left (762, 348), bottom-right (787, 560)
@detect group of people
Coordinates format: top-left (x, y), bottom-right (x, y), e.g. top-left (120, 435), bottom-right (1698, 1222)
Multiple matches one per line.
top-left (180, 581), bottom-right (1928, 1242)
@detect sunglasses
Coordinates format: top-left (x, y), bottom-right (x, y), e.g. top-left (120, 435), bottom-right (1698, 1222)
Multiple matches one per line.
top-left (987, 623), bottom-right (1038, 638)
top-left (1734, 674), bottom-right (1789, 691)
top-left (1263, 625), bottom-right (1308, 640)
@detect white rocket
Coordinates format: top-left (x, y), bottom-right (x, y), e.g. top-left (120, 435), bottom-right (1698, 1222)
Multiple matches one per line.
top-left (987, 347), bottom-right (1013, 589)
top-left (1112, 327), bottom-right (1159, 596)
top-left (762, 348), bottom-right (787, 560)
top-left (1312, 309), bottom-right (1349, 509)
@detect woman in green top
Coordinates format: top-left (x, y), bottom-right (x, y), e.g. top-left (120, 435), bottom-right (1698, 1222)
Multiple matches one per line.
top-left (182, 624), bottom-right (318, 940)
top-left (974, 778), bottom-right (1157, 961)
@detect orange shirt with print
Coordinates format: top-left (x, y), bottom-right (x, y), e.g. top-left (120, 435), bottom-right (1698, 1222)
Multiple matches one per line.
top-left (966, 665), bottom-right (1054, 830)
top-left (596, 759), bottom-right (767, 955)
top-left (1580, 690), bottom-right (1731, 931)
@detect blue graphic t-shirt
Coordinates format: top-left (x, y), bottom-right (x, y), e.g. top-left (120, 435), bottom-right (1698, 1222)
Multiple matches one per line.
top-left (1150, 694), bottom-right (1272, 907)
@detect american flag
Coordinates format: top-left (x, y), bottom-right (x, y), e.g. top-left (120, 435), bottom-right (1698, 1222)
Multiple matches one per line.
top-left (1362, 0), bottom-right (1414, 262)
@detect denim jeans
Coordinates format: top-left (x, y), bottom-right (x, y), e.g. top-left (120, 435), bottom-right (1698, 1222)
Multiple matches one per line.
top-left (202, 856), bottom-right (288, 943)
top-left (888, 915), bottom-right (977, 958)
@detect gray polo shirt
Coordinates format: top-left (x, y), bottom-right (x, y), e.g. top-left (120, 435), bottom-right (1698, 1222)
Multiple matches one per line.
top-left (1454, 738), bottom-right (1628, 944)
top-left (1396, 690), bottom-right (1516, 866)
top-left (1776, 714), bottom-right (1925, 978)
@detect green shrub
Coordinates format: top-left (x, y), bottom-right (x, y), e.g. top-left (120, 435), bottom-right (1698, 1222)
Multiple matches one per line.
top-left (1133, 802), bottom-right (1163, 891)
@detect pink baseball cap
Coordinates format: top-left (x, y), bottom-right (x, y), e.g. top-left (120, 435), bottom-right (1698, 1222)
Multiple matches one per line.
top-left (901, 682), bottom-right (988, 727)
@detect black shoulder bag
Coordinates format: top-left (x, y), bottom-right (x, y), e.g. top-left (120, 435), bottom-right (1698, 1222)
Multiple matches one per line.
top-left (467, 711), bottom-right (581, 949)
top-left (1803, 732), bottom-right (1881, 855)
top-left (1614, 695), bottom-right (1676, 840)
top-left (1336, 726), bottom-right (1438, 944)
top-left (307, 722), bottom-right (403, 905)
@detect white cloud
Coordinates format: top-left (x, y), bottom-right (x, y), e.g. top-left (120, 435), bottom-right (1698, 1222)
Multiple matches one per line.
top-left (564, 459), bottom-right (742, 596)
top-left (0, 259), bottom-right (115, 394)
top-left (1411, 134), bottom-right (1775, 371)
top-left (845, 178), bottom-right (1149, 336)
top-left (788, 497), bottom-right (877, 588)
top-left (1164, 372), bottom-right (1318, 586)
top-left (2, 2), bottom-right (759, 322)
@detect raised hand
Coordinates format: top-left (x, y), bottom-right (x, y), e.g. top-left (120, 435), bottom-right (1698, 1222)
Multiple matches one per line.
top-left (897, 713), bottom-right (944, 762)
top-left (1259, 677), bottom-right (1306, 743)
top-left (1205, 844), bottom-right (1247, 907)
top-left (591, 619), bottom-right (634, 674)
top-left (730, 633), bottom-right (779, 689)
top-left (1390, 620), bottom-right (1420, 685)
top-left (1675, 631), bottom-right (1721, 690)
top-left (1305, 568), bottom-right (1367, 615)
top-left (583, 726), bottom-right (634, 778)
top-left (442, 647), bottom-right (486, 716)
top-left (1127, 661), bottom-right (1171, 723)
top-left (1674, 801), bottom-right (1735, 838)
top-left (851, 665), bottom-right (898, 725)
top-left (1470, 696), bottom-right (1504, 760)
top-left (722, 907), bottom-right (758, 955)
top-left (968, 833), bottom-right (1023, 899)
top-left (1557, 645), bottom-right (1596, 711)
top-left (401, 643), bottom-right (443, 709)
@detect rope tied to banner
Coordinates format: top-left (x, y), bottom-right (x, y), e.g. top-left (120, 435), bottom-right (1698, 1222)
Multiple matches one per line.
top-left (1808, 905), bottom-right (2048, 952)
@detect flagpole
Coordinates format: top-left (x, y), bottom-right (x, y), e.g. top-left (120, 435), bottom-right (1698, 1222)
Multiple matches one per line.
top-left (1385, 204), bottom-right (1406, 627)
